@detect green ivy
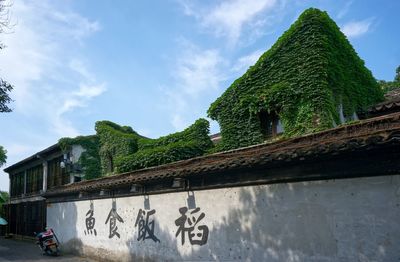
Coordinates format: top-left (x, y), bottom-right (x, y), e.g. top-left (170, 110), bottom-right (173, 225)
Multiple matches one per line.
top-left (208, 8), bottom-right (383, 151)
top-left (95, 121), bottom-right (142, 175)
top-left (115, 119), bottom-right (213, 173)
top-left (115, 141), bottom-right (204, 173)
top-left (137, 118), bottom-right (212, 151)
top-left (59, 119), bottom-right (212, 178)
top-left (58, 135), bottom-right (101, 180)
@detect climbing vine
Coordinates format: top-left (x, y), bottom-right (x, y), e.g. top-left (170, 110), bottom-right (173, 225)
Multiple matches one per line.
top-left (208, 8), bottom-right (383, 151)
top-left (95, 120), bottom-right (142, 175)
top-left (58, 135), bottom-right (101, 180)
top-left (115, 118), bottom-right (213, 173)
top-left (59, 119), bottom-right (212, 178)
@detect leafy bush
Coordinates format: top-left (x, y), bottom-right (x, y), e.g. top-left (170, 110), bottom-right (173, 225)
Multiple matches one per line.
top-left (116, 141), bottom-right (204, 173)
top-left (95, 121), bottom-right (142, 175)
top-left (115, 119), bottom-right (213, 173)
top-left (59, 119), bottom-right (213, 177)
top-left (137, 118), bottom-right (212, 151)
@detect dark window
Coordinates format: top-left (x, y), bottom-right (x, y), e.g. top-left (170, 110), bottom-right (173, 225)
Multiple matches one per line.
top-left (74, 175), bottom-right (82, 183)
top-left (259, 111), bottom-right (284, 139)
top-left (48, 156), bottom-right (66, 189)
top-left (10, 171), bottom-right (24, 197)
top-left (26, 165), bottom-right (43, 195)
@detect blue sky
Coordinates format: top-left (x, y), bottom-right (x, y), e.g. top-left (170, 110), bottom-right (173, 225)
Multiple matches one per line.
top-left (0, 0), bottom-right (399, 191)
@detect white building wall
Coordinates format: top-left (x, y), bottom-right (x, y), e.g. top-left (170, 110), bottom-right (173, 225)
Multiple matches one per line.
top-left (47, 175), bottom-right (400, 261)
top-left (71, 145), bottom-right (85, 164)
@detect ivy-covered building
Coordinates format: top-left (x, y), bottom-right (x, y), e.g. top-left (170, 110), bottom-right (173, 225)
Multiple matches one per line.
top-left (59, 118), bottom-right (213, 177)
top-left (208, 8), bottom-right (384, 150)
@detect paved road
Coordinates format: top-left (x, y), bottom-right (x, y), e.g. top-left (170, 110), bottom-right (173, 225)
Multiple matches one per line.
top-left (0, 237), bottom-right (98, 262)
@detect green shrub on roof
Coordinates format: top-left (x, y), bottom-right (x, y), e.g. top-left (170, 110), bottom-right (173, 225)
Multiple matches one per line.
top-left (59, 118), bottom-right (213, 178)
top-left (115, 118), bottom-right (213, 173)
top-left (115, 141), bottom-right (205, 173)
top-left (137, 118), bottom-right (212, 151)
top-left (208, 8), bottom-right (383, 151)
top-left (95, 120), bottom-right (143, 175)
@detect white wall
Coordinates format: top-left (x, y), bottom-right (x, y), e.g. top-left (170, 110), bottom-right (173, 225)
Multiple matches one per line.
top-left (47, 175), bottom-right (400, 261)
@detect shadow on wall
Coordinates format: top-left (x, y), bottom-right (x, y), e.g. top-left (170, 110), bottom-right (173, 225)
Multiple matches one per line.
top-left (126, 176), bottom-right (399, 261)
top-left (193, 177), bottom-right (400, 261)
top-left (48, 200), bottom-right (81, 255)
top-left (52, 200), bottom-right (121, 258)
top-left (124, 195), bottom-right (180, 261)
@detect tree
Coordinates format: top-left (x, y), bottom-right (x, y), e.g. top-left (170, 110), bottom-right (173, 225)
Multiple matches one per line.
top-left (0, 191), bottom-right (8, 202)
top-left (0, 191), bottom-right (9, 217)
top-left (379, 65), bottom-right (400, 93)
top-left (395, 65), bottom-right (400, 83)
top-left (0, 79), bottom-right (12, 112)
top-left (0, 0), bottom-right (12, 171)
top-left (0, 0), bottom-right (13, 113)
top-left (0, 146), bottom-right (6, 167)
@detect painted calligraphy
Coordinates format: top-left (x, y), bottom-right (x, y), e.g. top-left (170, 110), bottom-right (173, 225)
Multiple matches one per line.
top-left (84, 209), bottom-right (97, 236)
top-left (105, 201), bottom-right (124, 239)
top-left (134, 209), bottom-right (160, 242)
top-left (175, 207), bottom-right (209, 246)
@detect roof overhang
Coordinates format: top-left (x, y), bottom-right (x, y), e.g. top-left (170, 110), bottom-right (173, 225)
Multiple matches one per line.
top-left (3, 143), bottom-right (61, 173)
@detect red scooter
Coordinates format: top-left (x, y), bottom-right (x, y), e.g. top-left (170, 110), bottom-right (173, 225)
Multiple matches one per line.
top-left (34, 228), bottom-right (60, 256)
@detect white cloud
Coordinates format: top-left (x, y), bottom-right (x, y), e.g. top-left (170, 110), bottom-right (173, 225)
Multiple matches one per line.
top-left (50, 10), bottom-right (100, 42)
top-left (203, 0), bottom-right (276, 42)
top-left (232, 49), bottom-right (264, 73)
top-left (179, 0), bottom-right (285, 46)
top-left (0, 0), bottom-right (105, 137)
top-left (163, 41), bottom-right (226, 130)
top-left (171, 114), bottom-right (187, 131)
top-left (175, 45), bottom-right (224, 96)
top-left (341, 19), bottom-right (373, 38)
top-left (69, 59), bottom-right (95, 83)
top-left (73, 83), bottom-right (107, 99)
top-left (337, 0), bottom-right (353, 19)
top-left (55, 79), bottom-right (107, 136)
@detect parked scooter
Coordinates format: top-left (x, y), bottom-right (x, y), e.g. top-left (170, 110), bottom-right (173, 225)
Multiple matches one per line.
top-left (34, 228), bottom-right (60, 256)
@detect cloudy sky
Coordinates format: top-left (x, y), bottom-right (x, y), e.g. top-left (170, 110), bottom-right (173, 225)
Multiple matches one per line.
top-left (0, 0), bottom-right (399, 191)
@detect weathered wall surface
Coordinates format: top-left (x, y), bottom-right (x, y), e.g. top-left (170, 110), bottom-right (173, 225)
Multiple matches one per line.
top-left (47, 175), bottom-right (400, 261)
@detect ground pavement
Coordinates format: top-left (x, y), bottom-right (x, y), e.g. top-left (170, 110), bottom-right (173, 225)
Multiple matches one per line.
top-left (0, 237), bottom-right (98, 262)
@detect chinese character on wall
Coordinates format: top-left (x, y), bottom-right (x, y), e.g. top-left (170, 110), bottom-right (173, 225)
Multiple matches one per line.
top-left (175, 207), bottom-right (209, 246)
top-left (84, 202), bottom-right (97, 236)
top-left (105, 200), bottom-right (124, 239)
top-left (134, 208), bottom-right (160, 242)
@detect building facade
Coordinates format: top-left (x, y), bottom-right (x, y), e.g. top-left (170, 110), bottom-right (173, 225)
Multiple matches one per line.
top-left (3, 144), bottom-right (85, 236)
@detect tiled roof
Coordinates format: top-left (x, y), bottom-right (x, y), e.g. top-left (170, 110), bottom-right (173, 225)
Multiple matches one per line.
top-left (3, 143), bottom-right (60, 173)
top-left (368, 89), bottom-right (400, 115)
top-left (45, 112), bottom-right (400, 197)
